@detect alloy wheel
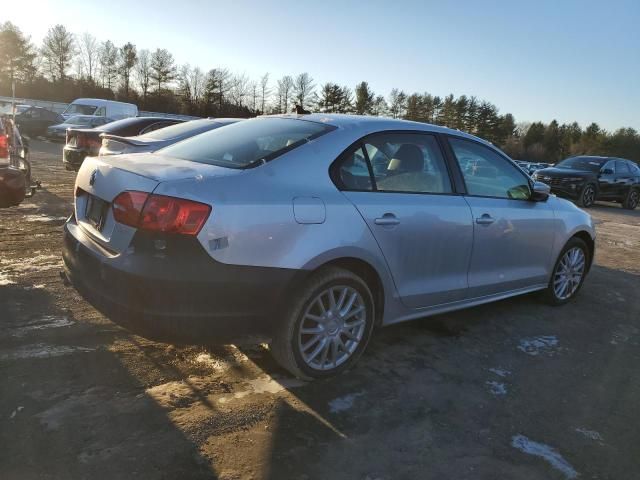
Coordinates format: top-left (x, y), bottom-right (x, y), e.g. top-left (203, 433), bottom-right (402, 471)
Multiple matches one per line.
top-left (582, 185), bottom-right (595, 207)
top-left (298, 285), bottom-right (367, 371)
top-left (630, 190), bottom-right (639, 209)
top-left (553, 247), bottom-right (586, 300)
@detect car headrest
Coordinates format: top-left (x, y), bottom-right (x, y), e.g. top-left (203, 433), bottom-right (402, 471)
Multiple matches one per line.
top-left (387, 144), bottom-right (424, 173)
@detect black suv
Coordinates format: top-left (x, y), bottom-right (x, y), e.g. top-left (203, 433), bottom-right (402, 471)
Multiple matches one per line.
top-left (533, 156), bottom-right (640, 209)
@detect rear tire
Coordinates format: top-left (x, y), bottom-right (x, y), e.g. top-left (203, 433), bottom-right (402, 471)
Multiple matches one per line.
top-left (270, 267), bottom-right (375, 380)
top-left (542, 237), bottom-right (589, 306)
top-left (622, 188), bottom-right (639, 210)
top-left (576, 183), bottom-right (596, 208)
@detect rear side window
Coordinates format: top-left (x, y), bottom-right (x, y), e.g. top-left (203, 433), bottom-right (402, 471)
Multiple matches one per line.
top-left (615, 160), bottom-right (630, 174)
top-left (159, 118), bottom-right (336, 169)
top-left (334, 132), bottom-right (452, 194)
top-left (629, 162), bottom-right (640, 174)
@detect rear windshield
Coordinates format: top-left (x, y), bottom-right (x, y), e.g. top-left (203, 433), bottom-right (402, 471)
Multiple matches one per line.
top-left (556, 157), bottom-right (606, 172)
top-left (159, 118), bottom-right (336, 168)
top-left (64, 104), bottom-right (98, 115)
top-left (139, 119), bottom-right (217, 141)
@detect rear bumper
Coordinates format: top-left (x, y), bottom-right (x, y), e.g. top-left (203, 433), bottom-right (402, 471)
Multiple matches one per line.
top-left (62, 217), bottom-right (303, 344)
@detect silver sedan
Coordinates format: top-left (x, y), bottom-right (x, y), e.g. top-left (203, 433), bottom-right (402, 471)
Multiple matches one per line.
top-left (62, 114), bottom-right (595, 379)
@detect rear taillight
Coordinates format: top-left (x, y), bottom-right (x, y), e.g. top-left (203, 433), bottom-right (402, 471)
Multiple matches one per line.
top-left (0, 134), bottom-right (9, 161)
top-left (112, 191), bottom-right (211, 236)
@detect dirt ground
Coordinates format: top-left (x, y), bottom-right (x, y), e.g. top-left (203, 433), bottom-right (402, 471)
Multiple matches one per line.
top-left (1, 139), bottom-right (639, 480)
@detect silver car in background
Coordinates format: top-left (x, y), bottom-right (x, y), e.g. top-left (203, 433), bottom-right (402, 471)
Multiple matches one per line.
top-left (62, 114), bottom-right (595, 379)
top-left (99, 118), bottom-right (243, 156)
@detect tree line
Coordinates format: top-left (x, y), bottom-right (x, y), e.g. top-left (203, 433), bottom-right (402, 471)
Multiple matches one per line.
top-left (1, 21), bottom-right (639, 163)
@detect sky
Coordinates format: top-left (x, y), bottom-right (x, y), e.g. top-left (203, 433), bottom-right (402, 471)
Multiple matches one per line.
top-left (3, 0), bottom-right (640, 130)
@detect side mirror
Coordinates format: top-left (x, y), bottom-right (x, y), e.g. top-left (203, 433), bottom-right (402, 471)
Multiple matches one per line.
top-left (531, 181), bottom-right (550, 202)
top-left (600, 168), bottom-right (614, 175)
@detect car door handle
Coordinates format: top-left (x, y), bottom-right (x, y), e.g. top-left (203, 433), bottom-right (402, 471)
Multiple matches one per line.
top-left (475, 214), bottom-right (495, 225)
top-left (374, 214), bottom-right (400, 226)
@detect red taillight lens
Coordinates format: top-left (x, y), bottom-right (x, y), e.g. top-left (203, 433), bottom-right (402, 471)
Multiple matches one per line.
top-left (140, 195), bottom-right (211, 235)
top-left (112, 191), bottom-right (149, 228)
top-left (112, 191), bottom-right (211, 236)
top-left (0, 134), bottom-right (9, 159)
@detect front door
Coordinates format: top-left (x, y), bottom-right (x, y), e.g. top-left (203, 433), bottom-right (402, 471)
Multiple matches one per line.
top-left (447, 136), bottom-right (556, 297)
top-left (336, 132), bottom-right (473, 308)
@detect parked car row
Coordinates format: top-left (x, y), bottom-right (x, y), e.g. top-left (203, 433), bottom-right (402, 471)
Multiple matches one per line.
top-left (61, 113), bottom-right (597, 379)
top-left (515, 160), bottom-right (552, 175)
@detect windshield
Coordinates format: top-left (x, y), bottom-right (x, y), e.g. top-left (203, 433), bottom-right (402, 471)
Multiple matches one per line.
top-left (556, 156), bottom-right (606, 172)
top-left (63, 103), bottom-right (97, 115)
top-left (139, 119), bottom-right (215, 141)
top-left (159, 118), bottom-right (336, 168)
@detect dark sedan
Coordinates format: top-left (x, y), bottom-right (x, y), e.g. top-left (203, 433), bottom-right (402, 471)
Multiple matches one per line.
top-left (14, 106), bottom-right (65, 137)
top-left (63, 117), bottom-right (185, 171)
top-left (533, 156), bottom-right (640, 209)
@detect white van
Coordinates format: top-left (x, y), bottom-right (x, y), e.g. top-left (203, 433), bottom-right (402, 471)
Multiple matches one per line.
top-left (62, 98), bottom-right (138, 120)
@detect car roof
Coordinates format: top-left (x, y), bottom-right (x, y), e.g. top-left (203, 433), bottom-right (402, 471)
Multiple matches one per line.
top-left (261, 113), bottom-right (494, 146)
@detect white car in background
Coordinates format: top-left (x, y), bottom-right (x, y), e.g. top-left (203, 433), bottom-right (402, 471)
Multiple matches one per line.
top-left (62, 98), bottom-right (138, 121)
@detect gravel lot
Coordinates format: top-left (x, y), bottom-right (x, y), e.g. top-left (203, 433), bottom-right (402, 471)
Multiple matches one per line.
top-left (1, 140), bottom-right (639, 480)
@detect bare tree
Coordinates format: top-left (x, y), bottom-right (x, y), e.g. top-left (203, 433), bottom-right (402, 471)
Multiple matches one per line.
top-left (259, 72), bottom-right (270, 114)
top-left (228, 73), bottom-right (250, 107)
top-left (40, 24), bottom-right (75, 83)
top-left (136, 48), bottom-right (152, 102)
top-left (249, 80), bottom-right (258, 112)
top-left (293, 72), bottom-right (315, 109)
top-left (276, 75), bottom-right (294, 113)
top-left (78, 32), bottom-right (98, 82)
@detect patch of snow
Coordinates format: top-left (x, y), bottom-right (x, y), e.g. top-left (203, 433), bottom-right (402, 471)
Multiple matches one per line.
top-left (22, 214), bottom-right (67, 222)
top-left (0, 254), bottom-right (62, 277)
top-left (489, 367), bottom-right (511, 378)
top-left (517, 336), bottom-right (559, 356)
top-left (486, 381), bottom-right (507, 396)
top-left (9, 406), bottom-right (24, 419)
top-left (329, 392), bottom-right (364, 413)
top-left (575, 427), bottom-right (603, 442)
top-left (24, 284), bottom-right (46, 290)
top-left (12, 316), bottom-right (74, 337)
top-left (511, 434), bottom-right (578, 479)
top-left (0, 343), bottom-right (95, 361)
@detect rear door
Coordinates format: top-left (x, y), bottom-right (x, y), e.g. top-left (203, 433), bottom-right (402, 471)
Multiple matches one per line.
top-left (337, 132), bottom-right (473, 308)
top-left (446, 136), bottom-right (556, 297)
top-left (614, 160), bottom-right (633, 197)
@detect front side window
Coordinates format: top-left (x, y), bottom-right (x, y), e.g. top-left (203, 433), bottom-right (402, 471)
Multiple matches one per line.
top-left (64, 104), bottom-right (98, 116)
top-left (160, 118), bottom-right (335, 169)
top-left (449, 137), bottom-right (531, 200)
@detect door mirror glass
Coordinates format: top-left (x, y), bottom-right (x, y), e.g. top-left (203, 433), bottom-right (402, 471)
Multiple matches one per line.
top-left (600, 168), bottom-right (614, 175)
top-left (531, 181), bottom-right (551, 202)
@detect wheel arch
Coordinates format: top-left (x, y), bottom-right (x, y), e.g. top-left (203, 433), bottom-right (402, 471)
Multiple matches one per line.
top-left (297, 255), bottom-right (387, 327)
top-left (571, 230), bottom-right (595, 272)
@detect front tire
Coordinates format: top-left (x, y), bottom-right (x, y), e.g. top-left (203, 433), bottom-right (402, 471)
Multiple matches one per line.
top-left (576, 183), bottom-right (596, 208)
top-left (622, 188), bottom-right (639, 210)
top-left (542, 237), bottom-right (589, 305)
top-left (270, 267), bottom-right (375, 380)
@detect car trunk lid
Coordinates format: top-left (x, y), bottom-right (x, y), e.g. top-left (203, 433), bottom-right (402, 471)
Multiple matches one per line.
top-left (74, 153), bottom-right (241, 253)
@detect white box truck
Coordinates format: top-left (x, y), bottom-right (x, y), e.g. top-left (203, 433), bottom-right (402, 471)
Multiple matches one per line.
top-left (62, 98), bottom-right (138, 120)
